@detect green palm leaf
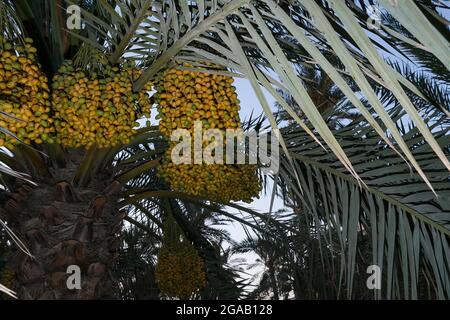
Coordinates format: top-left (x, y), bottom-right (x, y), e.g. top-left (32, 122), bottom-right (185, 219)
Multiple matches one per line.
top-left (276, 108), bottom-right (450, 299)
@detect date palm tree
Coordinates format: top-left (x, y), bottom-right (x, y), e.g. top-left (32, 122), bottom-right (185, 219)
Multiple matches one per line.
top-left (0, 0), bottom-right (449, 299)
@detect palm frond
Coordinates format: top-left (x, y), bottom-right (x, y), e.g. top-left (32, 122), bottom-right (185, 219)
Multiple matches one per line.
top-left (0, 282), bottom-right (16, 299)
top-left (276, 108), bottom-right (450, 299)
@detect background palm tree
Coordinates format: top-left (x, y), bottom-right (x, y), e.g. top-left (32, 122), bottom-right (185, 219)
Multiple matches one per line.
top-left (273, 104), bottom-right (449, 299)
top-left (0, 0), bottom-right (448, 299)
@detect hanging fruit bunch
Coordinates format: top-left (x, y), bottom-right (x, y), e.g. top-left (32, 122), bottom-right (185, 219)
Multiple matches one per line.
top-left (155, 63), bottom-right (261, 203)
top-left (52, 61), bottom-right (153, 148)
top-left (159, 159), bottom-right (261, 203)
top-left (0, 36), bottom-right (53, 149)
top-left (155, 215), bottom-right (206, 299)
top-left (0, 265), bottom-right (14, 295)
top-left (0, 233), bottom-right (14, 298)
top-left (156, 65), bottom-right (241, 135)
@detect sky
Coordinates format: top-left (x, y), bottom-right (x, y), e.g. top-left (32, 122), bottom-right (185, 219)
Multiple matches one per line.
top-left (224, 77), bottom-right (284, 237)
top-left (216, 78), bottom-right (286, 291)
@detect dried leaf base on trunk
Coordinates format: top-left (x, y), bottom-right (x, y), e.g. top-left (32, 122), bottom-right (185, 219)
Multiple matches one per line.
top-left (0, 156), bottom-right (124, 299)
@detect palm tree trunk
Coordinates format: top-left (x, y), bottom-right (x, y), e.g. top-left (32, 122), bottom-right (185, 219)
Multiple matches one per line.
top-left (0, 169), bottom-right (124, 299)
top-left (267, 261), bottom-right (279, 300)
top-left (293, 268), bottom-right (302, 300)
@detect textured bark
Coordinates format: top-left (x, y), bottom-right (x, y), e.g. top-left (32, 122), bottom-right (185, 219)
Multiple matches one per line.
top-left (0, 154), bottom-right (124, 300)
top-left (267, 261), bottom-right (279, 300)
